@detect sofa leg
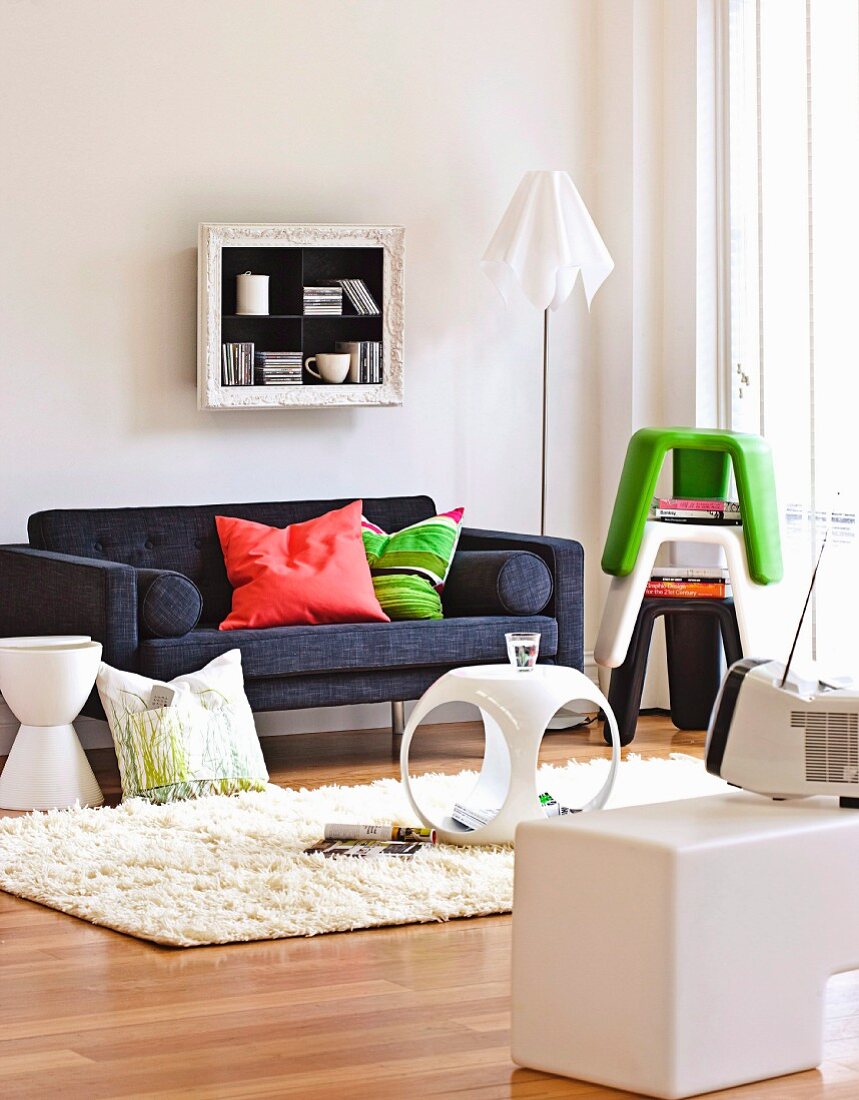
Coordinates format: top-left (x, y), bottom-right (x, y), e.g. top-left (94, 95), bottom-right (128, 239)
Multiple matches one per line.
top-left (391, 700), bottom-right (405, 741)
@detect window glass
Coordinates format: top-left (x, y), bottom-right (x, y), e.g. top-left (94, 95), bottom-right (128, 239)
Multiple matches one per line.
top-left (727, 0), bottom-right (859, 671)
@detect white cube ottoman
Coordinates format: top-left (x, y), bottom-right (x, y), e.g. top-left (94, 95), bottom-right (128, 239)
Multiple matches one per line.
top-left (512, 791), bottom-right (859, 1098)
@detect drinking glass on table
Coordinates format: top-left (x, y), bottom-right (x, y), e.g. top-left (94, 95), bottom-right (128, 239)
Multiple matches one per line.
top-left (505, 632), bottom-right (541, 672)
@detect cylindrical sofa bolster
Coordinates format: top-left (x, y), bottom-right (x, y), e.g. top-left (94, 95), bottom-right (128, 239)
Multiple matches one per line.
top-left (137, 569), bottom-right (203, 638)
top-left (443, 551), bottom-right (553, 617)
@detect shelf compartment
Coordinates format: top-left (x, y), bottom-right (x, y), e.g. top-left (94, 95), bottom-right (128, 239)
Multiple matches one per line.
top-left (221, 316), bottom-right (302, 355)
top-left (221, 247), bottom-right (303, 316)
top-left (303, 315), bottom-right (383, 355)
top-left (302, 247), bottom-right (384, 313)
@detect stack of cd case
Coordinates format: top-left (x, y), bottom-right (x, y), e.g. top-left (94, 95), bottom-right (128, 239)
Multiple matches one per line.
top-left (255, 351), bottom-right (303, 385)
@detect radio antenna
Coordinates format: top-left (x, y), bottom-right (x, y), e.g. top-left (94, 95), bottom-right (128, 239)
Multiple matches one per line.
top-left (780, 531), bottom-right (828, 688)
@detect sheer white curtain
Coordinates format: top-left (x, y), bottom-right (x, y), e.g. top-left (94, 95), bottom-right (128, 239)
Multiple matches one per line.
top-left (727, 0), bottom-right (859, 672)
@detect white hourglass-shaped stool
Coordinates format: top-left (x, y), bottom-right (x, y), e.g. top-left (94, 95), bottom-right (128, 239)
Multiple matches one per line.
top-left (400, 665), bottom-right (621, 845)
top-left (0, 638), bottom-right (104, 810)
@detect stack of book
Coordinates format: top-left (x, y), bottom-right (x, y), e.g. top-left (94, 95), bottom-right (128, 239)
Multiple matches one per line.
top-left (255, 350), bottom-right (302, 386)
top-left (303, 286), bottom-right (342, 315)
top-left (335, 341), bottom-right (382, 383)
top-left (221, 342), bottom-right (254, 386)
top-left (651, 497), bottom-right (742, 525)
top-left (336, 278), bottom-right (380, 315)
top-left (645, 566), bottom-right (732, 599)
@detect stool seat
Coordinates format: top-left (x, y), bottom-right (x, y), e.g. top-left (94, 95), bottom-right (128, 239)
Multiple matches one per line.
top-left (595, 521), bottom-right (781, 668)
top-left (601, 427), bottom-right (783, 584)
top-left (603, 596), bottom-right (742, 745)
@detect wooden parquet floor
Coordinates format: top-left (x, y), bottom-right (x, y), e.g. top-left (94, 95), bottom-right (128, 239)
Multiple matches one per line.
top-left (1, 716), bottom-right (858, 1099)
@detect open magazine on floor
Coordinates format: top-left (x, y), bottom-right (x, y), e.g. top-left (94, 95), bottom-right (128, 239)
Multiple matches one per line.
top-left (304, 838), bottom-right (429, 859)
top-left (451, 791), bottom-right (581, 830)
top-left (304, 823), bottom-right (437, 859)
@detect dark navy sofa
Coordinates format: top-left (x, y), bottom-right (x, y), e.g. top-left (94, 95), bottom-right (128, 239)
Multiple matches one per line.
top-left (0, 496), bottom-right (584, 722)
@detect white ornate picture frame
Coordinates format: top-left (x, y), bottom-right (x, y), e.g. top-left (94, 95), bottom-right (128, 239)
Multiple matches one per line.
top-left (198, 223), bottom-right (405, 410)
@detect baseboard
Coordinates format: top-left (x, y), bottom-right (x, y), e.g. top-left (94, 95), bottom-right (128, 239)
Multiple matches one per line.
top-left (0, 698), bottom-right (472, 753)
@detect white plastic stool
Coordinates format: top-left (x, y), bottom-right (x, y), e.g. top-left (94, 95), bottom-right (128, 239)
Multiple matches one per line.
top-left (595, 521), bottom-right (782, 669)
top-left (400, 664), bottom-right (620, 845)
top-left (0, 638), bottom-right (104, 810)
top-left (513, 791), bottom-right (859, 1098)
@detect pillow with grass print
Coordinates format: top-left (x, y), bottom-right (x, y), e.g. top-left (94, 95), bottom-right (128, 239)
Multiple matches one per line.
top-left (361, 507), bottom-right (464, 620)
top-left (96, 649), bottom-right (268, 804)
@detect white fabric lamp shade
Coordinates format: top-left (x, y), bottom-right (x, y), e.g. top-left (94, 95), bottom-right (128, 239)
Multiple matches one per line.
top-left (482, 170), bottom-right (614, 311)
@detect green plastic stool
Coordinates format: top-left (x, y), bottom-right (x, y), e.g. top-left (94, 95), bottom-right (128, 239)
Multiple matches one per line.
top-left (601, 427), bottom-right (783, 585)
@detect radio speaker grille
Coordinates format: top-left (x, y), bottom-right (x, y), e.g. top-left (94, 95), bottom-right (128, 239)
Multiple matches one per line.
top-left (794, 710), bottom-right (859, 783)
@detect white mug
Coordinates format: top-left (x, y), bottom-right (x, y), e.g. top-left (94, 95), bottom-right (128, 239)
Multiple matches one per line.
top-left (305, 353), bottom-right (351, 384)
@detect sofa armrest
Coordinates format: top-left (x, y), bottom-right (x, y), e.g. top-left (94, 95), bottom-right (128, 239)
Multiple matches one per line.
top-left (0, 546), bottom-right (138, 668)
top-left (443, 550), bottom-right (553, 617)
top-left (457, 528), bottom-right (584, 669)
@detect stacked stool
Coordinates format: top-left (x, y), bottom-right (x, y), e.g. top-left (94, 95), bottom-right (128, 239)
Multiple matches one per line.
top-left (595, 427), bottom-right (782, 744)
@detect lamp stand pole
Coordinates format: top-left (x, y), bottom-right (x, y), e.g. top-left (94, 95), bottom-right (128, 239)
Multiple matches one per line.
top-left (540, 308), bottom-right (549, 537)
top-left (540, 307), bottom-right (586, 731)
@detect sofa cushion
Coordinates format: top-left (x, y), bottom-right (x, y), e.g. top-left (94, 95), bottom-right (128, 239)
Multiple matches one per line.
top-left (216, 504), bottom-right (388, 629)
top-left (361, 507), bottom-right (464, 620)
top-left (138, 615), bottom-right (559, 683)
top-left (443, 551), bottom-right (553, 617)
top-left (28, 496), bottom-right (436, 626)
top-left (137, 569), bottom-right (203, 638)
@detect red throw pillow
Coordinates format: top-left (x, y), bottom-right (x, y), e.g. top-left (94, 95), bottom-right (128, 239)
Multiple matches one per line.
top-left (216, 501), bottom-right (390, 630)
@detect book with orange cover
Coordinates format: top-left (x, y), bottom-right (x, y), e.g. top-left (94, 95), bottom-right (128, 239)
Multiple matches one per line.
top-left (644, 581), bottom-right (730, 599)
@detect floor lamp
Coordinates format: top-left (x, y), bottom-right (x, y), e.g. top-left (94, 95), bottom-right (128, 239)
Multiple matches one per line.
top-left (481, 170), bottom-right (614, 535)
top-left (483, 171), bottom-right (613, 729)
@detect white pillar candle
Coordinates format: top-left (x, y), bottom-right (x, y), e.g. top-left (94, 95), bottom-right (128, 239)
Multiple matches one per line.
top-left (236, 272), bottom-right (269, 315)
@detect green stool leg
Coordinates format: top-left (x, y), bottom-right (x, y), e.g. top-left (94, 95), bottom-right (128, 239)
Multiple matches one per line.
top-left (601, 427), bottom-right (783, 585)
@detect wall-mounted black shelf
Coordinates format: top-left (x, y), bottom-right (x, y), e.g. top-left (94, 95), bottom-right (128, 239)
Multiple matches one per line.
top-left (197, 223), bottom-right (404, 410)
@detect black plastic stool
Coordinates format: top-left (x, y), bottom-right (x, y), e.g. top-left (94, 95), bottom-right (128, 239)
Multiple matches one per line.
top-left (602, 597), bottom-right (742, 747)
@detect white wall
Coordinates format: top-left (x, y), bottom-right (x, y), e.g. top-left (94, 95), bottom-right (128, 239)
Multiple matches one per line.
top-left (0, 0), bottom-right (598, 536)
top-left (591, 0), bottom-right (700, 703)
top-left (592, 0), bottom-right (699, 513)
top-left (0, 0), bottom-right (609, 745)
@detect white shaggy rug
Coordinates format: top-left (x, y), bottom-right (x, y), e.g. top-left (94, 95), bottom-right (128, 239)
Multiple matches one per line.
top-left (0, 755), bottom-right (728, 947)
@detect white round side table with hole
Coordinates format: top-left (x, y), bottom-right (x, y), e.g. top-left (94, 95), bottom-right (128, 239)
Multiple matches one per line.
top-left (400, 665), bottom-right (621, 845)
top-left (0, 638), bottom-right (104, 811)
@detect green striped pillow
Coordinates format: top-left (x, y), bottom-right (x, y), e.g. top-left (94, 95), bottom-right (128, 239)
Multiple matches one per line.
top-left (361, 507), bottom-right (464, 620)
